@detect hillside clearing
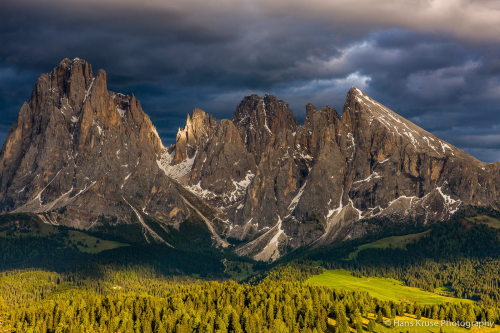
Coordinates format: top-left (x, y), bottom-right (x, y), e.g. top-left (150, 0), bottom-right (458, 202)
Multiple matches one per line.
top-left (307, 269), bottom-right (474, 305)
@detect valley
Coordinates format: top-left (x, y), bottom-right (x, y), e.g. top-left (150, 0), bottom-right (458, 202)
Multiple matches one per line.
top-left (0, 58), bottom-right (497, 332)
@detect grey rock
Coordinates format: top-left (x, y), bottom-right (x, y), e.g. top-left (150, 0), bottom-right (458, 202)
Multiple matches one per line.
top-left (1, 60), bottom-right (499, 261)
top-left (0, 58), bottom-right (224, 247)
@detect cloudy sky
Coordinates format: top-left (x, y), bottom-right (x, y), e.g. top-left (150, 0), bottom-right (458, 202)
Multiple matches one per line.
top-left (1, 0), bottom-right (499, 161)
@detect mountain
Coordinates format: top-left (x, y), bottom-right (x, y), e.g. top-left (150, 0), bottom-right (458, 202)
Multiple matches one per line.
top-left (0, 58), bottom-right (227, 247)
top-left (1, 58), bottom-right (498, 261)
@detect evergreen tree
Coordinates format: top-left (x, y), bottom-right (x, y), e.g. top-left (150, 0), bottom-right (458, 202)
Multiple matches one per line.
top-left (416, 308), bottom-right (422, 320)
top-left (335, 305), bottom-right (349, 333)
top-left (367, 319), bottom-right (375, 332)
top-left (376, 310), bottom-right (384, 323)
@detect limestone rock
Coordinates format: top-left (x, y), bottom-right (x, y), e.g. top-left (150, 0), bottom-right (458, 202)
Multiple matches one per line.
top-left (1, 59), bottom-right (498, 261)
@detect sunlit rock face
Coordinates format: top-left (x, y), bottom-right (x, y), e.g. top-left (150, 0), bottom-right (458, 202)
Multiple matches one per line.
top-left (1, 59), bottom-right (498, 261)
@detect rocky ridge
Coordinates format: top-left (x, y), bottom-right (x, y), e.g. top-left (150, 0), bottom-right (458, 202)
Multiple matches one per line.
top-left (0, 58), bottom-right (226, 247)
top-left (1, 59), bottom-right (499, 261)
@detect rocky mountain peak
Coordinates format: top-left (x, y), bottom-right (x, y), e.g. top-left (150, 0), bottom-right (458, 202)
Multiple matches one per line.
top-left (342, 87), bottom-right (372, 121)
top-left (341, 87), bottom-right (470, 160)
top-left (173, 108), bottom-right (217, 163)
top-left (233, 94), bottom-right (297, 159)
top-left (45, 58), bottom-right (94, 109)
top-left (0, 58), bottom-right (178, 233)
top-left (233, 94), bottom-right (266, 129)
top-left (1, 59), bottom-right (498, 262)
top-left (233, 94), bottom-right (297, 133)
top-left (53, 57), bottom-right (93, 83)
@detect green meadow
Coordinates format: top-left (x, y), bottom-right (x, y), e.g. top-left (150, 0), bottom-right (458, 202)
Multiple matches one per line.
top-left (465, 215), bottom-right (500, 229)
top-left (0, 217), bottom-right (128, 254)
top-left (347, 230), bottom-right (430, 260)
top-left (307, 269), bottom-right (473, 305)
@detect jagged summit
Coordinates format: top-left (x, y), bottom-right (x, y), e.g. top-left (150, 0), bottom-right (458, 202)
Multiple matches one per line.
top-left (161, 84), bottom-right (498, 260)
top-left (0, 59), bottom-right (199, 245)
top-left (173, 107), bottom-right (217, 163)
top-left (1, 59), bottom-right (498, 262)
top-left (343, 87), bottom-right (478, 160)
top-left (233, 94), bottom-right (297, 133)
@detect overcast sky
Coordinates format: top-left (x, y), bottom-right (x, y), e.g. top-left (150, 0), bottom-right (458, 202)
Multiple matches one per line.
top-left (1, 0), bottom-right (499, 161)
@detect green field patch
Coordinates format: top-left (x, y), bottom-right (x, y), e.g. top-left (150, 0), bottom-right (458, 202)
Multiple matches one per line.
top-left (0, 216), bottom-right (128, 254)
top-left (465, 215), bottom-right (500, 229)
top-left (347, 230), bottom-right (430, 260)
top-left (307, 269), bottom-right (473, 305)
top-left (64, 230), bottom-right (129, 253)
top-left (0, 218), bottom-right (57, 238)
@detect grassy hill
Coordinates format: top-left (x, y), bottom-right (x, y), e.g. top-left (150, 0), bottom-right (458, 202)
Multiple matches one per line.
top-left (1, 268), bottom-right (496, 333)
top-left (307, 269), bottom-right (474, 305)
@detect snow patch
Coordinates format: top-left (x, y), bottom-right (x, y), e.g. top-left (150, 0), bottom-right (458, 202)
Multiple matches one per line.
top-left (261, 100), bottom-right (272, 134)
top-left (228, 171), bottom-right (255, 202)
top-left (386, 195), bottom-right (417, 209)
top-left (187, 182), bottom-right (217, 200)
top-left (348, 198), bottom-right (363, 219)
top-left (121, 172), bottom-right (132, 190)
top-left (327, 188), bottom-right (344, 218)
top-left (157, 149), bottom-right (196, 181)
top-left (70, 181), bottom-right (97, 200)
top-left (253, 216), bottom-right (284, 262)
top-left (122, 196), bottom-right (174, 247)
top-left (439, 141), bottom-right (454, 155)
top-left (117, 107), bottom-right (126, 117)
top-left (353, 172), bottom-right (381, 184)
top-left (346, 132), bottom-right (355, 160)
top-left (288, 181), bottom-right (307, 212)
top-left (83, 78), bottom-right (95, 103)
top-left (188, 169), bottom-right (255, 205)
top-left (436, 186), bottom-right (461, 215)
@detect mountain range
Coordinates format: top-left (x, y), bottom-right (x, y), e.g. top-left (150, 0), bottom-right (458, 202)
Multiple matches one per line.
top-left (0, 58), bottom-right (498, 261)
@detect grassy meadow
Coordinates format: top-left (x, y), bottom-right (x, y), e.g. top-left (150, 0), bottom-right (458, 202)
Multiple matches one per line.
top-left (347, 231), bottom-right (430, 260)
top-left (307, 269), bottom-right (474, 305)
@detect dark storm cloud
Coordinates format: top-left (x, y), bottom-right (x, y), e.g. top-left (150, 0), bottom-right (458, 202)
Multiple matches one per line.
top-left (0, 0), bottom-right (499, 162)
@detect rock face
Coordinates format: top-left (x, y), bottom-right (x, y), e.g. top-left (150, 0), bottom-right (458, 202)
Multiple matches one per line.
top-left (0, 58), bottom-right (226, 246)
top-left (1, 59), bottom-right (499, 261)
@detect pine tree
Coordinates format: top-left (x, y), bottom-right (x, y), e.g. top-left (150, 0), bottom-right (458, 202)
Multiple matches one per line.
top-left (376, 310), bottom-right (384, 323)
top-left (466, 306), bottom-right (476, 323)
top-left (351, 308), bottom-right (363, 333)
top-left (335, 305), bottom-right (349, 333)
top-left (416, 308), bottom-right (422, 320)
top-left (272, 319), bottom-right (288, 333)
top-left (367, 319), bottom-right (375, 332)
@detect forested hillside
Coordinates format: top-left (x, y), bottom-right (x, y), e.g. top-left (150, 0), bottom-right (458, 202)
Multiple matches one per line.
top-left (304, 211), bottom-right (500, 307)
top-left (0, 267), bottom-right (498, 332)
top-left (0, 210), bottom-right (498, 332)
